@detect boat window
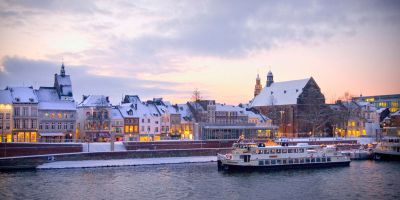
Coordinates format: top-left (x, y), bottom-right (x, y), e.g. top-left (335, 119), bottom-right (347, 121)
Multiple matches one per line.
top-left (306, 158), bottom-right (310, 163)
top-left (282, 149), bottom-right (287, 153)
top-left (264, 149), bottom-right (269, 154)
top-left (271, 149), bottom-right (276, 154)
top-left (283, 159), bottom-right (287, 164)
top-left (294, 149), bottom-right (298, 153)
top-left (259, 160), bottom-right (264, 166)
top-left (240, 155), bottom-right (245, 159)
top-left (316, 158), bottom-right (321, 162)
top-left (311, 158), bottom-right (315, 162)
top-left (289, 159), bottom-right (294, 164)
top-left (299, 149), bottom-right (304, 153)
top-left (258, 150), bottom-right (263, 154)
top-left (265, 160), bottom-right (270, 165)
top-left (276, 149), bottom-right (281, 154)
top-left (327, 157), bottom-right (331, 162)
top-left (300, 158), bottom-right (304, 163)
top-left (288, 149), bottom-right (293, 153)
top-left (321, 157), bottom-right (326, 162)
top-left (294, 159), bottom-right (299, 164)
top-left (271, 160), bottom-right (276, 165)
top-left (277, 159), bottom-right (282, 165)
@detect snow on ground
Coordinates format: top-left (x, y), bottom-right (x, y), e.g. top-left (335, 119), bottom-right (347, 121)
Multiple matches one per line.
top-left (37, 156), bottom-right (217, 169)
top-left (82, 142), bottom-right (126, 152)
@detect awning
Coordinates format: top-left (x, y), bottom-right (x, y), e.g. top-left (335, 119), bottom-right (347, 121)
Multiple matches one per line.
top-left (39, 133), bottom-right (65, 137)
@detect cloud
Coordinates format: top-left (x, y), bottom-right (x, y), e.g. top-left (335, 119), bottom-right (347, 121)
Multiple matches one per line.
top-left (0, 56), bottom-right (190, 104)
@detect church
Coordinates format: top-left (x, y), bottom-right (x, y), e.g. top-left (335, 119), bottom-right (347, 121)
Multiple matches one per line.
top-left (250, 70), bottom-right (327, 137)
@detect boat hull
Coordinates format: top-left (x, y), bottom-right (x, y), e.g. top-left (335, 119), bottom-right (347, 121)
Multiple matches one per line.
top-left (374, 152), bottom-right (400, 161)
top-left (218, 161), bottom-right (351, 172)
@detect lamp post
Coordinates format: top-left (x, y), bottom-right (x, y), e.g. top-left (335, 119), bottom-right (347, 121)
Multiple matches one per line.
top-left (279, 110), bottom-right (285, 138)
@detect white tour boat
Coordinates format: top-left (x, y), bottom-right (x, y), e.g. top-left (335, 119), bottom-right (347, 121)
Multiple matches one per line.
top-left (217, 141), bottom-right (351, 171)
top-left (374, 136), bottom-right (400, 160)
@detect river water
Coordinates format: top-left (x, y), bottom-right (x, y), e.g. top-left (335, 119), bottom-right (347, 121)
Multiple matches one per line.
top-left (0, 160), bottom-right (399, 200)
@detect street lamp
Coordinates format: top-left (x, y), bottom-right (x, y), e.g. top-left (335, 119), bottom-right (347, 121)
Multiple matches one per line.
top-left (279, 110), bottom-right (285, 138)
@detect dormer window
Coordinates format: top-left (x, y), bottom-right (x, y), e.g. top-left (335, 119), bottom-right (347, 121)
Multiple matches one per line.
top-left (15, 97), bottom-right (20, 102)
top-left (284, 90), bottom-right (287, 94)
top-left (29, 98), bottom-right (34, 102)
top-left (296, 89), bottom-right (299, 92)
top-left (271, 91), bottom-right (273, 95)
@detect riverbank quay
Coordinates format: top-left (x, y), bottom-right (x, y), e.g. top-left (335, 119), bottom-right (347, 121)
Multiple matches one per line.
top-left (0, 148), bottom-right (231, 170)
top-left (0, 143), bottom-right (82, 158)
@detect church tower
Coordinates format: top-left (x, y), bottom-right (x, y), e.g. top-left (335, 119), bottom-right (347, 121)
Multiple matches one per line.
top-left (266, 70), bottom-right (274, 87)
top-left (254, 74), bottom-right (262, 97)
top-left (54, 62), bottom-right (73, 101)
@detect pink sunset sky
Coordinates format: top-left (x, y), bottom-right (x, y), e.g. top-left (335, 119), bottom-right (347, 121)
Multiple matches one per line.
top-left (0, 0), bottom-right (399, 105)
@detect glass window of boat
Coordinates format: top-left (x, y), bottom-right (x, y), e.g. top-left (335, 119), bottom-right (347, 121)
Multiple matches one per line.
top-left (282, 159), bottom-right (287, 164)
top-left (316, 158), bottom-right (321, 162)
top-left (271, 149), bottom-right (276, 154)
top-left (271, 159), bottom-right (276, 165)
top-left (299, 149), bottom-right (304, 153)
top-left (259, 160), bottom-right (264, 165)
top-left (294, 158), bottom-right (299, 163)
top-left (306, 158), bottom-right (310, 163)
top-left (265, 160), bottom-right (270, 165)
top-left (282, 149), bottom-right (287, 153)
top-left (264, 149), bottom-right (269, 154)
top-left (276, 149), bottom-right (281, 154)
top-left (289, 159), bottom-right (294, 164)
top-left (277, 159), bottom-right (282, 165)
top-left (288, 149), bottom-right (293, 153)
top-left (311, 158), bottom-right (315, 162)
top-left (321, 157), bottom-right (326, 162)
top-left (300, 158), bottom-right (304, 163)
top-left (327, 157), bottom-right (331, 162)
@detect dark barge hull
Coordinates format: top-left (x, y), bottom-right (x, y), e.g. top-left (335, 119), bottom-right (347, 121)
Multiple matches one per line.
top-left (218, 161), bottom-right (351, 171)
top-left (374, 153), bottom-right (400, 161)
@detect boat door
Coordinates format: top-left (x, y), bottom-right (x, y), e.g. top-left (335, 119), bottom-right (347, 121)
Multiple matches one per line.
top-left (244, 155), bottom-right (251, 162)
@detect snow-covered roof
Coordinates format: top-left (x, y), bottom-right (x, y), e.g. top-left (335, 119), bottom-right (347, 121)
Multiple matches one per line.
top-left (111, 108), bottom-right (123, 119)
top-left (176, 103), bottom-right (193, 122)
top-left (55, 74), bottom-right (73, 97)
top-left (250, 78), bottom-right (310, 107)
top-left (78, 95), bottom-right (111, 107)
top-left (38, 101), bottom-right (76, 111)
top-left (7, 87), bottom-right (38, 103)
top-left (392, 110), bottom-right (400, 116)
top-left (35, 87), bottom-right (76, 111)
top-left (0, 90), bottom-right (12, 104)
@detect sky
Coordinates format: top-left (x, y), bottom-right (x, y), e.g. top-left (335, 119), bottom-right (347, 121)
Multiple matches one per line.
top-left (0, 0), bottom-right (399, 105)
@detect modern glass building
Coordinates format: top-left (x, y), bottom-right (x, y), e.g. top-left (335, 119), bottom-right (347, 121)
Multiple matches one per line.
top-left (353, 94), bottom-right (400, 113)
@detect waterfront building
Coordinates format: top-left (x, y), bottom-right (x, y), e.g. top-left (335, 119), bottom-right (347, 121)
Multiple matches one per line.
top-left (6, 86), bottom-right (39, 142)
top-left (172, 103), bottom-right (196, 140)
top-left (0, 90), bottom-right (13, 142)
top-left (111, 107), bottom-right (124, 141)
top-left (353, 94), bottom-right (400, 113)
top-left (77, 95), bottom-right (112, 142)
top-left (122, 95), bottom-right (161, 141)
top-left (117, 101), bottom-right (140, 141)
top-left (35, 64), bottom-right (76, 142)
top-left (250, 70), bottom-right (326, 137)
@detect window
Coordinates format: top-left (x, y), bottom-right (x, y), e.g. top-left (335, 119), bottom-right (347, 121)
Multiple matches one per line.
top-left (155, 127), bottom-right (159, 132)
top-left (276, 149), bottom-right (281, 153)
top-left (264, 149), bottom-right (269, 154)
top-left (141, 126), bottom-right (144, 131)
top-left (58, 113), bottom-right (62, 119)
top-left (64, 123), bottom-right (68, 129)
top-left (0, 113), bottom-right (3, 119)
top-left (104, 111), bottom-right (108, 119)
top-left (282, 149), bottom-right (287, 153)
top-left (142, 119), bottom-right (144, 123)
top-left (51, 113), bottom-right (56, 119)
top-left (6, 113), bottom-right (10, 119)
top-left (31, 120), bottom-right (36, 129)
top-left (14, 107), bottom-right (20, 116)
top-left (31, 107), bottom-right (37, 116)
top-left (22, 119), bottom-right (28, 129)
top-left (306, 158), bottom-right (311, 163)
top-left (70, 123), bottom-right (74, 130)
top-left (316, 158), bottom-right (321, 162)
top-left (51, 123), bottom-right (55, 129)
top-left (259, 160), bottom-right (264, 165)
top-left (282, 159), bottom-right (287, 164)
top-left (155, 121), bottom-right (159, 124)
top-left (288, 149), bottom-right (293, 153)
top-left (147, 119), bottom-right (150, 123)
top-left (327, 157), bottom-right (331, 162)
top-left (58, 123), bottom-right (62, 129)
top-left (45, 123), bottom-right (49, 130)
top-left (23, 107), bottom-right (28, 116)
top-left (277, 160), bottom-right (282, 165)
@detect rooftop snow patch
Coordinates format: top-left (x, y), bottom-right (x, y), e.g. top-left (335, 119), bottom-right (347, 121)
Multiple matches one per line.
top-left (250, 78), bottom-right (310, 107)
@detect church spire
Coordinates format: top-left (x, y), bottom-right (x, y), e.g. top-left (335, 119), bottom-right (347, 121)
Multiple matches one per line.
top-left (61, 62), bottom-right (65, 77)
top-left (254, 73), bottom-right (262, 97)
top-left (266, 70), bottom-right (274, 87)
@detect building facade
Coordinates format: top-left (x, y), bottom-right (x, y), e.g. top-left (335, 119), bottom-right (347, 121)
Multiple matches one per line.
top-left (0, 90), bottom-right (13, 142)
top-left (353, 94), bottom-right (400, 113)
top-left (250, 71), bottom-right (326, 137)
top-left (77, 95), bottom-right (112, 142)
